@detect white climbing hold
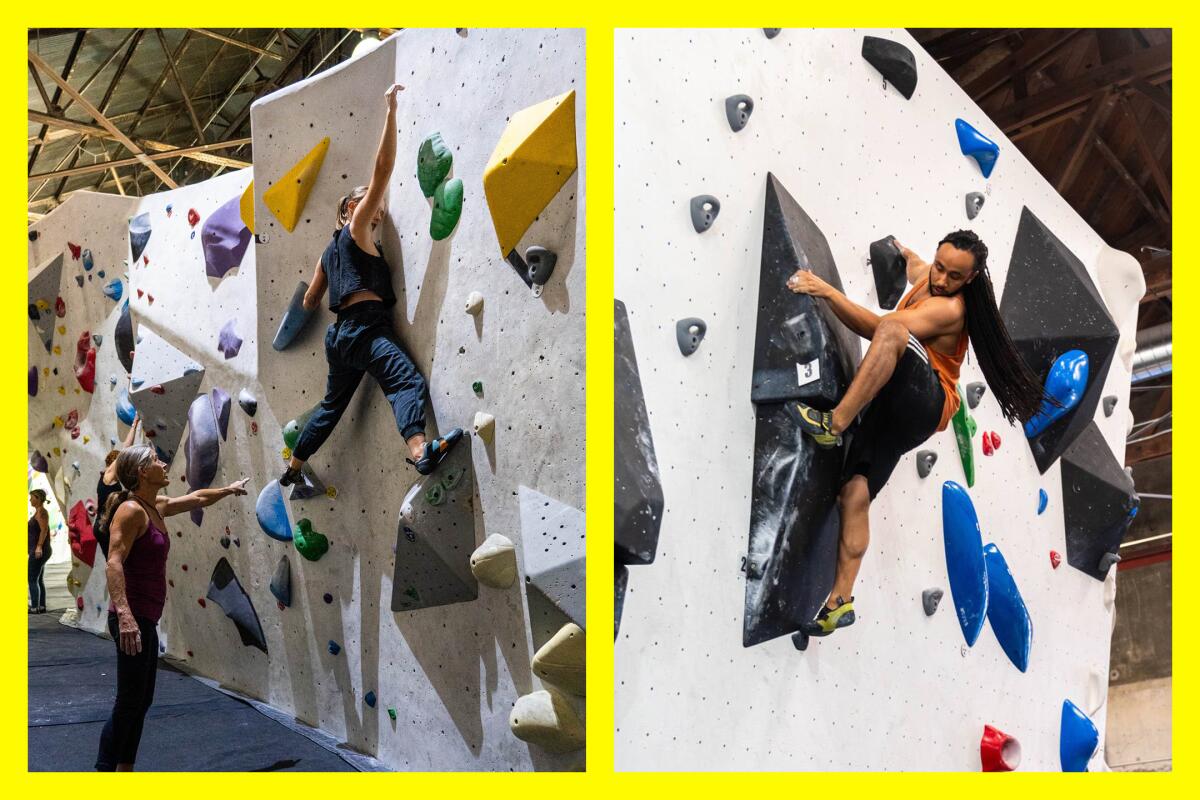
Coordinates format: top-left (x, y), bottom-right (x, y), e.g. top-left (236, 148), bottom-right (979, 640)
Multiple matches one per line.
top-left (532, 623), bottom-right (585, 696)
top-left (470, 533), bottom-right (517, 588)
top-left (1103, 564), bottom-right (1117, 614)
top-left (465, 291), bottom-right (484, 315)
top-left (509, 689), bottom-right (585, 754)
top-left (473, 411), bottom-right (496, 442)
top-left (1085, 667), bottom-right (1107, 715)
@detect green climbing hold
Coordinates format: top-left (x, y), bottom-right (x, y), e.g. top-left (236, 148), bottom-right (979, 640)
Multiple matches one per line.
top-left (441, 466), bottom-right (466, 491)
top-left (417, 132), bottom-right (453, 198)
top-left (426, 483), bottom-right (446, 506)
top-left (404, 586), bottom-right (420, 602)
top-left (472, 381), bottom-right (483, 396)
top-left (293, 518), bottom-right (329, 562)
top-left (951, 383), bottom-right (976, 487)
top-left (282, 405), bottom-right (319, 451)
top-left (430, 178), bottom-right (464, 241)
top-left (387, 707), bottom-right (397, 721)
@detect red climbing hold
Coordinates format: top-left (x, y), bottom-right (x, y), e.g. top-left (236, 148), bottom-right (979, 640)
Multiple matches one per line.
top-left (68, 242), bottom-right (82, 260)
top-left (70, 427), bottom-right (81, 440)
top-left (145, 429), bottom-right (157, 438)
top-left (980, 724), bottom-right (1021, 771)
top-left (198, 598), bottom-right (206, 608)
top-left (250, 421), bottom-right (258, 435)
top-left (65, 409), bottom-right (79, 430)
top-left (55, 296), bottom-right (66, 318)
top-left (989, 431), bottom-right (1001, 450)
top-left (982, 434), bottom-right (993, 456)
top-left (137, 289), bottom-right (144, 299)
top-left (188, 208), bottom-right (200, 227)
top-left (150, 384), bottom-right (165, 394)
top-left (76, 596), bottom-right (84, 610)
top-left (181, 564), bottom-right (188, 571)
top-left (147, 294), bottom-right (155, 304)
top-left (187, 650), bottom-right (194, 657)
top-left (143, 255), bottom-right (149, 266)
top-left (1050, 550), bottom-right (1062, 569)
top-left (74, 330), bottom-right (96, 393)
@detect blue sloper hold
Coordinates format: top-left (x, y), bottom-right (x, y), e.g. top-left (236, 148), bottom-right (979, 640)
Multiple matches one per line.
top-left (955, 119), bottom-right (1000, 179)
top-left (206, 557), bottom-right (267, 653)
top-left (103, 279), bottom-right (123, 302)
top-left (272, 282), bottom-right (315, 351)
top-left (116, 387), bottom-right (136, 426)
top-left (211, 387), bottom-right (231, 440)
top-left (185, 394), bottom-right (220, 526)
top-left (129, 212), bottom-right (152, 262)
top-left (1024, 350), bottom-right (1088, 438)
top-left (982, 544), bottom-right (1032, 672)
top-left (255, 480), bottom-right (293, 541)
top-left (861, 35), bottom-right (918, 99)
top-left (270, 556), bottom-right (291, 607)
top-left (1060, 699), bottom-right (1100, 772)
top-left (1038, 489), bottom-right (1048, 514)
top-left (941, 481), bottom-right (989, 647)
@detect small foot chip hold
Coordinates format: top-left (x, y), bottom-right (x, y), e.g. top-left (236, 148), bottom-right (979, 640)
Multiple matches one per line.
top-left (922, 587), bottom-right (943, 616)
top-left (237, 388), bottom-right (258, 417)
top-left (1102, 395), bottom-right (1117, 417)
top-left (525, 246), bottom-right (557, 297)
top-left (980, 724), bottom-right (1021, 771)
top-left (533, 623), bottom-right (585, 696)
top-left (1097, 551), bottom-right (1121, 573)
top-left (676, 317), bottom-right (707, 356)
top-left (509, 689), bottom-right (585, 754)
top-left (1050, 550), bottom-right (1062, 569)
top-left (966, 191), bottom-right (986, 220)
top-left (966, 381), bottom-right (987, 409)
top-left (293, 518), bottom-right (329, 562)
top-left (916, 450), bottom-right (938, 479)
top-left (763, 28), bottom-right (781, 39)
top-left (328, 640), bottom-right (341, 656)
top-left (465, 291), bottom-right (484, 315)
top-left (471, 534), bottom-right (517, 588)
top-left (725, 94), bottom-right (754, 132)
top-left (473, 411), bottom-right (496, 442)
top-left (790, 630), bottom-right (809, 651)
top-left (689, 195), bottom-right (720, 233)
top-left (1038, 488), bottom-right (1048, 514)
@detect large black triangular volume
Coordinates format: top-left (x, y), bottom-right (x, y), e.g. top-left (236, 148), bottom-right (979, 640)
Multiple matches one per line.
top-left (615, 299), bottom-right (664, 566)
top-left (861, 36), bottom-right (918, 99)
top-left (999, 207), bottom-right (1119, 473)
top-left (1060, 422), bottom-right (1139, 581)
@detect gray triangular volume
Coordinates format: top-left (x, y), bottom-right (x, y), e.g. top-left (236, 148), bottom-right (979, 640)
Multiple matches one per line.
top-left (129, 212), bottom-right (152, 262)
top-left (206, 557), bottom-right (267, 653)
top-left (616, 300), bottom-right (665, 566)
top-left (519, 486), bottom-right (585, 627)
top-left (1061, 422), bottom-right (1139, 581)
top-left (115, 301), bottom-right (135, 373)
top-left (28, 253), bottom-right (63, 354)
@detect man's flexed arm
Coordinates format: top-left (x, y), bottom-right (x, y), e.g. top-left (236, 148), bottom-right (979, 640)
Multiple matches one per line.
top-left (787, 269), bottom-right (881, 340)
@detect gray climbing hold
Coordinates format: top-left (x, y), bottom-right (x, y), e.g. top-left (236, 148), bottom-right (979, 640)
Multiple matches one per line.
top-left (966, 192), bottom-right (986, 220)
top-left (917, 450), bottom-right (938, 479)
top-left (922, 587), bottom-right (944, 616)
top-left (470, 533), bottom-right (518, 588)
top-left (861, 35), bottom-right (918, 100)
top-left (763, 28), bottom-right (781, 39)
top-left (526, 246), bottom-right (557, 296)
top-left (967, 382), bottom-right (987, 409)
top-left (92, 334), bottom-right (103, 347)
top-left (270, 556), bottom-right (291, 607)
top-left (237, 388), bottom-right (257, 417)
top-left (869, 235), bottom-right (907, 309)
top-left (272, 282), bottom-right (315, 351)
top-left (509, 689), bottom-right (585, 754)
top-left (206, 558), bottom-right (267, 653)
top-left (725, 94), bottom-right (754, 132)
top-left (1103, 395), bottom-right (1117, 417)
top-left (288, 465), bottom-right (326, 501)
top-left (690, 195), bottom-right (720, 233)
top-left (676, 318), bottom-right (707, 356)
top-left (1098, 552), bottom-right (1121, 573)
top-left (520, 486), bottom-right (585, 627)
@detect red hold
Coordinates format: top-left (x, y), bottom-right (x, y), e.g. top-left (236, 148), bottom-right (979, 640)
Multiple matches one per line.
top-left (147, 294), bottom-right (155, 305)
top-left (197, 598), bottom-right (207, 608)
top-left (980, 724), bottom-right (1021, 771)
top-left (982, 434), bottom-right (993, 456)
top-left (1050, 550), bottom-right (1062, 569)
top-left (137, 289), bottom-right (144, 299)
top-left (143, 255), bottom-right (149, 266)
top-left (68, 242), bottom-right (82, 259)
top-left (55, 296), bottom-right (66, 318)
top-left (150, 385), bottom-right (165, 394)
top-left (74, 331), bottom-right (96, 393)
top-left (187, 208), bottom-right (200, 227)
top-left (989, 431), bottom-right (1001, 450)
top-left (76, 596), bottom-right (84, 610)
top-left (64, 409), bottom-right (79, 430)
top-left (67, 500), bottom-right (97, 567)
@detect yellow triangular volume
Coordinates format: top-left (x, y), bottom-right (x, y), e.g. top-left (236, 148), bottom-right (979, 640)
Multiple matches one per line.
top-left (483, 91), bottom-right (577, 256)
top-left (263, 137), bottom-right (330, 233)
top-left (240, 179), bottom-right (255, 234)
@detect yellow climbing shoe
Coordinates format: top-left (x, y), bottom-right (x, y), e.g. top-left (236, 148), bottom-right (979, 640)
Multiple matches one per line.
top-left (787, 402), bottom-right (843, 448)
top-left (802, 596), bottom-right (856, 636)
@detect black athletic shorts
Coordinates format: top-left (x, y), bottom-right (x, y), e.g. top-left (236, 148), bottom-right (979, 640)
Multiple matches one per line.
top-left (841, 333), bottom-right (946, 500)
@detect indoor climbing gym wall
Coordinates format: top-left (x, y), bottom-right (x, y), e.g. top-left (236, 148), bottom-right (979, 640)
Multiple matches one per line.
top-left (614, 28), bottom-right (1142, 772)
top-left (27, 27), bottom-right (585, 772)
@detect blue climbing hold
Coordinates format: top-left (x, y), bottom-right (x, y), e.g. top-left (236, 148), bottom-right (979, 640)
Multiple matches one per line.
top-left (941, 481), bottom-right (989, 647)
top-left (328, 640), bottom-right (341, 656)
top-left (82, 249), bottom-right (94, 271)
top-left (955, 118), bottom-right (1000, 179)
top-left (1060, 699), bottom-right (1099, 772)
top-left (364, 691), bottom-right (377, 708)
top-left (103, 279), bottom-right (123, 302)
top-left (1024, 350), bottom-right (1089, 438)
top-left (255, 480), bottom-right (293, 542)
top-left (272, 282), bottom-right (315, 351)
top-left (116, 387), bottom-right (136, 426)
top-left (983, 544), bottom-right (1032, 672)
top-left (1038, 489), bottom-right (1048, 515)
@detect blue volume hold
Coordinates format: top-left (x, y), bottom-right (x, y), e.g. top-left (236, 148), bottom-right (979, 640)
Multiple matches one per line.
top-left (1025, 350), bottom-right (1089, 438)
top-left (255, 480), bottom-right (293, 542)
top-left (1060, 699), bottom-right (1100, 772)
top-left (272, 281), bottom-right (315, 351)
top-left (983, 543), bottom-right (1033, 672)
top-left (115, 387), bottom-right (136, 426)
top-left (103, 279), bottom-right (124, 302)
top-left (1038, 489), bottom-right (1048, 515)
top-left (955, 118), bottom-right (1000, 179)
top-left (941, 481), bottom-right (989, 647)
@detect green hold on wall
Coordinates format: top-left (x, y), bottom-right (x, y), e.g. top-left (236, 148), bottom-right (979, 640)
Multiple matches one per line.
top-left (293, 518), bottom-right (329, 561)
top-left (430, 178), bottom-right (464, 241)
top-left (417, 133), bottom-right (453, 198)
top-left (282, 405), bottom-right (319, 452)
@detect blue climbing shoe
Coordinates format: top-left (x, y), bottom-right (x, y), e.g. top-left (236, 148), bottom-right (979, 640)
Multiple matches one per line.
top-left (407, 428), bottom-right (464, 475)
top-left (801, 596), bottom-right (855, 636)
top-left (787, 402), bottom-right (842, 448)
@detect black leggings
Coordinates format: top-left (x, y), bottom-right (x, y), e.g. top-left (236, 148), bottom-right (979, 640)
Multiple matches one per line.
top-left (28, 550), bottom-right (50, 609)
top-left (95, 613), bottom-right (159, 770)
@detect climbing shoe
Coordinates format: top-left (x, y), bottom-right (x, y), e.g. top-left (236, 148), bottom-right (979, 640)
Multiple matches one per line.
top-left (787, 402), bottom-right (842, 448)
top-left (407, 428), bottom-right (464, 475)
top-left (801, 596), bottom-right (855, 637)
top-left (279, 465), bottom-right (303, 488)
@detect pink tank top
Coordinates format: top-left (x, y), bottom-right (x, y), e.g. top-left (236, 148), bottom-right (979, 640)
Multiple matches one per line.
top-left (108, 499), bottom-right (170, 622)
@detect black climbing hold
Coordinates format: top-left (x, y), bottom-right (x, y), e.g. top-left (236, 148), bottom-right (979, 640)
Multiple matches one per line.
top-left (676, 317), bottom-right (707, 356)
top-left (206, 558), bottom-right (267, 653)
top-left (967, 381), bottom-right (987, 409)
top-left (922, 587), bottom-right (944, 616)
top-left (219, 535), bottom-right (231, 549)
top-left (966, 191), bottom-right (986, 220)
top-left (689, 195), bottom-right (720, 233)
top-left (763, 28), bottom-right (781, 39)
top-left (791, 630), bottom-right (809, 651)
top-left (615, 300), bottom-right (665, 566)
top-left (525, 246), bottom-right (557, 287)
top-left (1098, 552), bottom-right (1122, 573)
top-left (999, 207), bottom-right (1119, 473)
top-left (270, 556), bottom-right (291, 607)
top-left (615, 563), bottom-right (628, 640)
top-left (725, 94), bottom-right (754, 132)
top-left (323, 593), bottom-right (333, 604)
top-left (1061, 422), bottom-right (1138, 581)
top-left (505, 250), bottom-right (534, 289)
top-left (744, 174), bottom-right (861, 647)
top-left (1103, 395), bottom-right (1117, 417)
top-left (29, 230), bottom-right (39, 242)
top-left (861, 35), bottom-right (918, 100)
top-left (115, 301), bottom-right (135, 374)
top-left (869, 235), bottom-right (907, 310)
top-left (917, 450), bottom-right (938, 479)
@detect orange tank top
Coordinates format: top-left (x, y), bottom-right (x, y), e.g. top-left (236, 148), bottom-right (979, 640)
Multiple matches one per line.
top-left (897, 277), bottom-right (969, 432)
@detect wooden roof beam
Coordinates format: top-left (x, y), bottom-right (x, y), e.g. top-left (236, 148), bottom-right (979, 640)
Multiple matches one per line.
top-left (965, 29), bottom-right (1084, 100)
top-left (189, 28), bottom-right (283, 59)
top-left (29, 137), bottom-right (252, 182)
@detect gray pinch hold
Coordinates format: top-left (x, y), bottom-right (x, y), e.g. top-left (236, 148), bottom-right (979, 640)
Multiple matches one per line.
top-left (763, 28), bottom-right (781, 39)
top-left (676, 318), bottom-right (707, 356)
top-left (922, 587), bottom-right (944, 616)
top-left (1103, 395), bottom-right (1118, 417)
top-left (525, 246), bottom-right (557, 298)
top-left (966, 381), bottom-right (987, 409)
top-left (1098, 552), bottom-right (1122, 573)
top-left (690, 195), bottom-right (720, 233)
top-left (916, 450), bottom-right (938, 479)
top-left (725, 94), bottom-right (754, 132)
top-left (966, 192), bottom-right (986, 220)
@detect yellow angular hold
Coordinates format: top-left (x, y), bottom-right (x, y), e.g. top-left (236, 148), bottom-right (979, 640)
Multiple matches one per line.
top-left (83, 435), bottom-right (90, 444)
top-left (240, 180), bottom-right (256, 234)
top-left (325, 486), bottom-right (338, 499)
top-left (43, 368), bottom-right (49, 376)
top-left (56, 387), bottom-right (65, 396)
top-left (35, 299), bottom-right (49, 311)
top-left (483, 91), bottom-right (578, 256)
top-left (282, 447), bottom-right (292, 461)
top-left (263, 137), bottom-right (330, 233)
top-left (53, 416), bottom-right (63, 427)
top-left (53, 346), bottom-right (61, 355)
top-left (57, 325), bottom-right (66, 334)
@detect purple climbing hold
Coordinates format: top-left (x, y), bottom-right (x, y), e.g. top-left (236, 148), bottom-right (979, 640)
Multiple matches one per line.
top-left (202, 195), bottom-right (253, 278)
top-left (30, 451), bottom-right (49, 473)
top-left (28, 366), bottom-right (38, 397)
top-left (211, 387), bottom-right (231, 441)
top-left (218, 319), bottom-right (243, 359)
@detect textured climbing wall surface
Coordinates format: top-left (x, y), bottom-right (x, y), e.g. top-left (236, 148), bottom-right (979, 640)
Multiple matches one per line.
top-left (27, 28), bottom-right (584, 772)
top-left (614, 28), bottom-right (1141, 771)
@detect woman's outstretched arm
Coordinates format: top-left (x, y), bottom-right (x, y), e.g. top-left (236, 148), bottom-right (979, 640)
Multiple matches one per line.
top-left (349, 83), bottom-right (404, 245)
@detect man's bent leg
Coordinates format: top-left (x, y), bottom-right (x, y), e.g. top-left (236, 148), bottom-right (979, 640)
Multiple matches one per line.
top-left (828, 475), bottom-right (871, 606)
top-left (831, 317), bottom-right (909, 433)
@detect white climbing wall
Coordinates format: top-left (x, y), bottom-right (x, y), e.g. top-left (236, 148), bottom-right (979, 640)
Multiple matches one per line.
top-left (27, 28), bottom-right (584, 772)
top-left (614, 28), bottom-right (1142, 771)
